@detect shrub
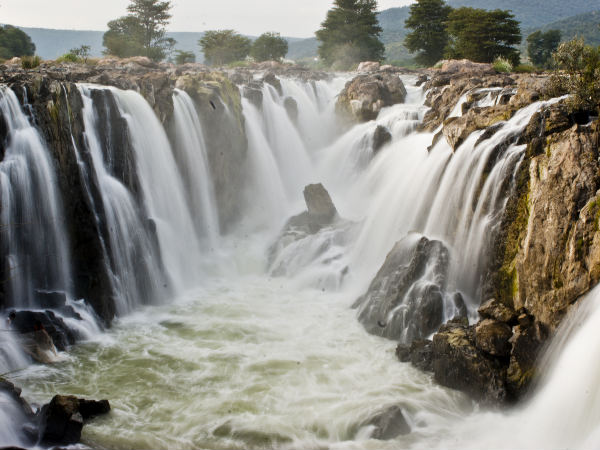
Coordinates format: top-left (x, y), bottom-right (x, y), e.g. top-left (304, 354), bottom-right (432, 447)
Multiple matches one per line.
top-left (493, 56), bottom-right (513, 73)
top-left (514, 64), bottom-right (535, 73)
top-left (21, 55), bottom-right (41, 69)
top-left (547, 38), bottom-right (600, 113)
top-left (56, 53), bottom-right (80, 63)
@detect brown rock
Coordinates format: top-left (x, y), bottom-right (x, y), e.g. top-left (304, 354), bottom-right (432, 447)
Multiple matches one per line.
top-left (474, 319), bottom-right (513, 357)
top-left (478, 298), bottom-right (517, 324)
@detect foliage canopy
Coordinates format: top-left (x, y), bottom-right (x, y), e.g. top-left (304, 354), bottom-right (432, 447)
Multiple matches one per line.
top-left (199, 30), bottom-right (251, 66)
top-left (527, 30), bottom-right (562, 68)
top-left (103, 0), bottom-right (175, 61)
top-left (404, 0), bottom-right (452, 66)
top-left (250, 32), bottom-right (288, 62)
top-left (0, 25), bottom-right (35, 60)
top-left (316, 0), bottom-right (385, 69)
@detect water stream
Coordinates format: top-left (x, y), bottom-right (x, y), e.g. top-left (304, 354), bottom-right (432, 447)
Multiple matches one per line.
top-left (1, 74), bottom-right (599, 449)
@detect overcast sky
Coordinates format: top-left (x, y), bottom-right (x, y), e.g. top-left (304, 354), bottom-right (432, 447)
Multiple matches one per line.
top-left (1, 0), bottom-right (413, 38)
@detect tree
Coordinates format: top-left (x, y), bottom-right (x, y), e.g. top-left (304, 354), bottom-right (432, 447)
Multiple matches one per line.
top-left (316, 0), bottom-right (385, 69)
top-left (70, 45), bottom-right (91, 62)
top-left (103, 0), bottom-right (175, 61)
top-left (445, 8), bottom-right (521, 65)
top-left (404, 0), bottom-right (452, 67)
top-left (548, 38), bottom-right (600, 113)
top-left (250, 32), bottom-right (288, 62)
top-left (527, 30), bottom-right (562, 68)
top-left (174, 50), bottom-right (196, 65)
top-left (0, 25), bottom-right (35, 60)
top-left (199, 30), bottom-right (251, 66)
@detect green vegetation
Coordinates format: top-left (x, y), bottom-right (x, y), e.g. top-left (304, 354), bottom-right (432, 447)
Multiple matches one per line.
top-left (527, 30), bottom-right (561, 68)
top-left (493, 56), bottom-right (513, 73)
top-left (525, 10), bottom-right (600, 49)
top-left (0, 25), bottom-right (35, 60)
top-left (250, 32), bottom-right (288, 62)
top-left (548, 38), bottom-right (600, 113)
top-left (21, 55), bottom-right (41, 69)
top-left (103, 0), bottom-right (176, 61)
top-left (57, 45), bottom-right (91, 63)
top-left (316, 0), bottom-right (385, 69)
top-left (173, 50), bottom-right (195, 65)
top-left (404, 0), bottom-right (452, 66)
top-left (514, 64), bottom-right (535, 73)
top-left (445, 7), bottom-right (521, 65)
top-left (199, 30), bottom-right (251, 66)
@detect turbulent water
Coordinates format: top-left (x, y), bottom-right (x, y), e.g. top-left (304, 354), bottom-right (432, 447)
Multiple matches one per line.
top-left (2, 73), bottom-right (600, 449)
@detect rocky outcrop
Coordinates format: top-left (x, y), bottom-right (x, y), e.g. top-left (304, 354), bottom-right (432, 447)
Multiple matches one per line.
top-left (337, 73), bottom-right (407, 122)
top-left (354, 235), bottom-right (450, 343)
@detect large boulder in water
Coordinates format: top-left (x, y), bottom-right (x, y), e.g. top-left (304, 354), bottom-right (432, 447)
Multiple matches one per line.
top-left (354, 235), bottom-right (450, 343)
top-left (360, 405), bottom-right (411, 439)
top-left (336, 73), bottom-right (407, 122)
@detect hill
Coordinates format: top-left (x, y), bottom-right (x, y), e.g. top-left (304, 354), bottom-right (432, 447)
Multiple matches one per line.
top-left (524, 10), bottom-right (600, 47)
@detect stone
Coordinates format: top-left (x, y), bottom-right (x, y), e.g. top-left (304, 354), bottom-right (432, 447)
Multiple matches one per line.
top-left (478, 298), bottom-right (517, 324)
top-left (263, 72), bottom-right (282, 95)
top-left (243, 86), bottom-right (263, 109)
top-left (9, 310), bottom-right (76, 351)
top-left (362, 405), bottom-right (410, 439)
top-left (35, 290), bottom-right (67, 309)
top-left (452, 292), bottom-right (468, 318)
top-left (357, 61), bottom-right (381, 73)
top-left (372, 125), bottom-right (392, 153)
top-left (284, 96), bottom-right (298, 123)
top-left (396, 339), bottom-right (433, 372)
top-left (506, 319), bottom-right (547, 398)
top-left (336, 73), bottom-right (407, 122)
top-left (440, 59), bottom-right (494, 75)
top-left (415, 74), bottom-right (428, 86)
top-left (474, 319), bottom-right (513, 357)
top-left (77, 399), bottom-right (111, 420)
top-left (355, 235), bottom-right (449, 342)
top-left (303, 183), bottom-right (338, 224)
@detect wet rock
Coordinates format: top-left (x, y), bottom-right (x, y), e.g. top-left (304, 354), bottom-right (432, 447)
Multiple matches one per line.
top-left (263, 72), bottom-right (282, 95)
top-left (38, 395), bottom-right (110, 446)
top-left (9, 310), bottom-right (76, 351)
top-left (442, 106), bottom-right (514, 150)
top-left (396, 339), bottom-right (433, 372)
top-left (431, 321), bottom-right (507, 404)
top-left (337, 73), bottom-right (407, 122)
top-left (372, 125), bottom-right (392, 153)
top-left (243, 85), bottom-right (263, 109)
top-left (0, 379), bottom-right (34, 418)
top-left (474, 319), bottom-right (512, 357)
top-left (284, 96), bottom-right (298, 123)
top-left (415, 74), bottom-right (428, 86)
top-left (355, 235), bottom-right (449, 342)
top-left (35, 290), bottom-right (67, 309)
top-left (452, 292), bottom-right (468, 318)
top-left (362, 405), bottom-right (410, 439)
top-left (478, 298), bottom-right (517, 324)
top-left (303, 183), bottom-right (338, 225)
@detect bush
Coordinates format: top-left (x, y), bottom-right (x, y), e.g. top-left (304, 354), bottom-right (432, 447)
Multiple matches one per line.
top-left (493, 56), bottom-right (513, 73)
top-left (56, 53), bottom-right (80, 63)
top-left (514, 64), bottom-right (535, 73)
top-left (21, 55), bottom-right (41, 69)
top-left (548, 38), bottom-right (600, 113)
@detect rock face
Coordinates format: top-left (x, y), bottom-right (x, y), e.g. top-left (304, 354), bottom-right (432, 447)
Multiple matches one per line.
top-left (354, 235), bottom-right (450, 343)
top-left (337, 73), bottom-right (407, 122)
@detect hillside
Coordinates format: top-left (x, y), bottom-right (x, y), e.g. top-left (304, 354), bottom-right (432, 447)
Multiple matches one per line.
top-left (525, 10), bottom-right (600, 47)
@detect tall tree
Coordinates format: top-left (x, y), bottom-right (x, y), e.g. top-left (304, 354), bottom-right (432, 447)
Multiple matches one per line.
top-left (250, 32), bottom-right (288, 62)
top-left (445, 8), bottom-right (521, 65)
top-left (103, 0), bottom-right (175, 61)
top-left (404, 0), bottom-right (452, 67)
top-left (0, 25), bottom-right (35, 60)
top-left (199, 30), bottom-right (251, 66)
top-left (316, 0), bottom-right (385, 69)
top-left (527, 30), bottom-right (562, 68)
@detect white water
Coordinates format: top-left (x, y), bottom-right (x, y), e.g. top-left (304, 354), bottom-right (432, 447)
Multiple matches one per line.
top-left (1, 73), bottom-right (598, 450)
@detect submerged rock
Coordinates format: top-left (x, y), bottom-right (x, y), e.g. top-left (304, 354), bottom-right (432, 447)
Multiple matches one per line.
top-left (361, 405), bottom-right (411, 439)
top-left (372, 125), bottom-right (392, 153)
top-left (354, 235), bottom-right (449, 343)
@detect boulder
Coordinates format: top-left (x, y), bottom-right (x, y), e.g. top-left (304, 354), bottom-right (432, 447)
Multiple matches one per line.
top-left (361, 405), bottom-right (410, 439)
top-left (474, 319), bottom-right (513, 357)
top-left (478, 298), bottom-right (517, 324)
top-left (355, 235), bottom-right (449, 342)
top-left (303, 183), bottom-right (338, 225)
top-left (9, 310), bottom-right (76, 351)
top-left (431, 321), bottom-right (507, 404)
top-left (357, 61), bottom-right (381, 73)
top-left (35, 290), bottom-right (67, 309)
top-left (396, 339), bottom-right (433, 372)
top-left (372, 125), bottom-right (392, 153)
top-left (38, 395), bottom-right (110, 446)
top-left (284, 96), bottom-right (298, 123)
top-left (336, 73), bottom-right (407, 122)
top-left (243, 86), bottom-right (263, 109)
top-left (263, 72), bottom-right (282, 95)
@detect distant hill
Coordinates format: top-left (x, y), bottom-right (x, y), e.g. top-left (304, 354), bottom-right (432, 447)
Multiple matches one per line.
top-left (524, 10), bottom-right (600, 47)
top-left (447, 0), bottom-right (600, 29)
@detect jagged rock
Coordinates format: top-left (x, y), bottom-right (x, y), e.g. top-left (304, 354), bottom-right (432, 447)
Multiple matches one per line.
top-left (0, 379), bottom-right (34, 418)
top-left (284, 96), bottom-right (298, 122)
top-left (372, 125), bottom-right (392, 153)
top-left (38, 395), bottom-right (111, 446)
top-left (263, 72), bottom-right (282, 95)
top-left (9, 310), bottom-right (76, 351)
top-left (442, 106), bottom-right (514, 150)
top-left (354, 235), bottom-right (449, 342)
top-left (478, 298), bottom-right (517, 324)
top-left (357, 61), bottom-right (381, 73)
top-left (432, 321), bottom-right (507, 404)
top-left (474, 319), bottom-right (512, 357)
top-left (303, 183), bottom-right (338, 224)
top-left (439, 59), bottom-right (494, 75)
top-left (452, 292), bottom-right (468, 318)
top-left (337, 73), bottom-right (407, 122)
top-left (361, 405), bottom-right (410, 439)
top-left (415, 74), bottom-right (428, 86)
top-left (396, 339), bottom-right (433, 372)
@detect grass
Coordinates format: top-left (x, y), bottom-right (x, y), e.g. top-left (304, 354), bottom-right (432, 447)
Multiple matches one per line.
top-left (493, 57), bottom-right (513, 73)
top-left (21, 55), bottom-right (41, 69)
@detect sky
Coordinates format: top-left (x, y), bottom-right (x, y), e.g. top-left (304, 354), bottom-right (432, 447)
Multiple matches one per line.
top-left (1, 0), bottom-right (413, 38)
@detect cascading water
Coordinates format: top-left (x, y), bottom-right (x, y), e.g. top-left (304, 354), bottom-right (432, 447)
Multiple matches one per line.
top-left (2, 72), bottom-right (599, 450)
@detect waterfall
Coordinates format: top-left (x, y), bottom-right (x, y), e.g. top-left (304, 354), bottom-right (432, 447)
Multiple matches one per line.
top-left (0, 87), bottom-right (71, 308)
